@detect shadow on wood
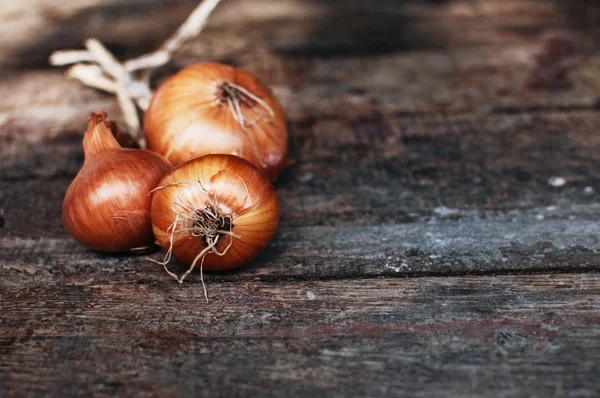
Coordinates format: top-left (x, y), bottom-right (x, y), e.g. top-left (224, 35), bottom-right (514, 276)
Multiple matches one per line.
top-left (270, 0), bottom-right (451, 59)
top-left (14, 0), bottom-right (200, 67)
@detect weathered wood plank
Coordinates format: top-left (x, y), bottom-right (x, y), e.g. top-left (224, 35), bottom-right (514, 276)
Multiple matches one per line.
top-left (3, 267), bottom-right (599, 337)
top-left (2, 204), bottom-right (600, 285)
top-left (2, 38), bottom-right (599, 135)
top-left (3, 0), bottom-right (600, 67)
top-left (3, 332), bottom-right (598, 398)
top-left (3, 110), bottom-right (600, 214)
top-left (1, 0), bottom-right (600, 141)
top-left (1, 274), bottom-right (599, 397)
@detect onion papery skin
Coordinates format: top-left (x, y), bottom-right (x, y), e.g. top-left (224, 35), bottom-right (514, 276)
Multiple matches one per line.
top-left (150, 154), bottom-right (280, 271)
top-left (63, 113), bottom-right (172, 253)
top-left (144, 63), bottom-right (288, 181)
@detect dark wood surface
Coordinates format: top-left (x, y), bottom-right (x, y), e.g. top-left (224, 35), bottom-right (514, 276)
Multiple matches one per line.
top-left (1, 0), bottom-right (600, 396)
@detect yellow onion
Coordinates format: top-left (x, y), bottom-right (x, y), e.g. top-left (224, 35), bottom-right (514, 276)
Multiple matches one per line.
top-left (144, 63), bottom-right (288, 181)
top-left (63, 112), bottom-right (172, 252)
top-left (150, 154), bottom-right (280, 283)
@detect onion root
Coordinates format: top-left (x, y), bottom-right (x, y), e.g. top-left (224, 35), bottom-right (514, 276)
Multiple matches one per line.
top-left (148, 178), bottom-right (239, 302)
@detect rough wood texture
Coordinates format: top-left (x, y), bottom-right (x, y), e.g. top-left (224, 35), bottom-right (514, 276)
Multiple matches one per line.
top-left (2, 275), bottom-right (600, 397)
top-left (1, 0), bottom-right (600, 397)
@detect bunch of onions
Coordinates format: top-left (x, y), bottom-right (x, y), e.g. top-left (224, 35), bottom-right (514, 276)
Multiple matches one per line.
top-left (62, 112), bottom-right (172, 252)
top-left (56, 0), bottom-right (287, 297)
top-left (144, 63), bottom-right (288, 181)
top-left (150, 154), bottom-right (280, 298)
top-left (63, 64), bottom-right (286, 296)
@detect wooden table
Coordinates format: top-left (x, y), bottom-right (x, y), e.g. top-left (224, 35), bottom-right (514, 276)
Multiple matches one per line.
top-left (1, 0), bottom-right (600, 396)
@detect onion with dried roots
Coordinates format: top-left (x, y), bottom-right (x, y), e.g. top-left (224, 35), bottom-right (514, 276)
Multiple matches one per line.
top-left (144, 63), bottom-right (288, 181)
top-left (63, 112), bottom-right (172, 252)
top-left (150, 154), bottom-right (280, 297)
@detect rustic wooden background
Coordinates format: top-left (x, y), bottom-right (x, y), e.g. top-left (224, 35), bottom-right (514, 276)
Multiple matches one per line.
top-left (1, 0), bottom-right (600, 396)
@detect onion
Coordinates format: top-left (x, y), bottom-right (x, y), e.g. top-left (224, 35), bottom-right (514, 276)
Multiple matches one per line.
top-left (150, 154), bottom-right (280, 291)
top-left (144, 63), bottom-right (288, 181)
top-left (62, 112), bottom-right (172, 252)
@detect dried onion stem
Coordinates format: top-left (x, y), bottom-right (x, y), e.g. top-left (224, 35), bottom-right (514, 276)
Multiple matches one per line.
top-left (49, 0), bottom-right (224, 142)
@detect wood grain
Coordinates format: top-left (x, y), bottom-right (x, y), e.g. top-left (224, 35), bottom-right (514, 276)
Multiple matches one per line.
top-left (2, 204), bottom-right (600, 285)
top-left (1, 274), bottom-right (599, 397)
top-left (3, 111), bottom-right (600, 228)
top-left (1, 0), bottom-right (600, 142)
top-left (2, 0), bottom-right (600, 396)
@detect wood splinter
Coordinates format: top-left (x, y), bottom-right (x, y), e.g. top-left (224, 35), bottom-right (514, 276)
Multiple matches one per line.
top-left (49, 0), bottom-right (223, 144)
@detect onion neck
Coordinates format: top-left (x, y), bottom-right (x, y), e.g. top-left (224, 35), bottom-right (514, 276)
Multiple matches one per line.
top-left (83, 112), bottom-right (122, 161)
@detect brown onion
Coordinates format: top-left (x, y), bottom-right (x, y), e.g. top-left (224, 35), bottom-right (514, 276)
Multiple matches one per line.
top-left (63, 112), bottom-right (172, 252)
top-left (150, 154), bottom-right (280, 287)
top-left (144, 63), bottom-right (288, 181)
